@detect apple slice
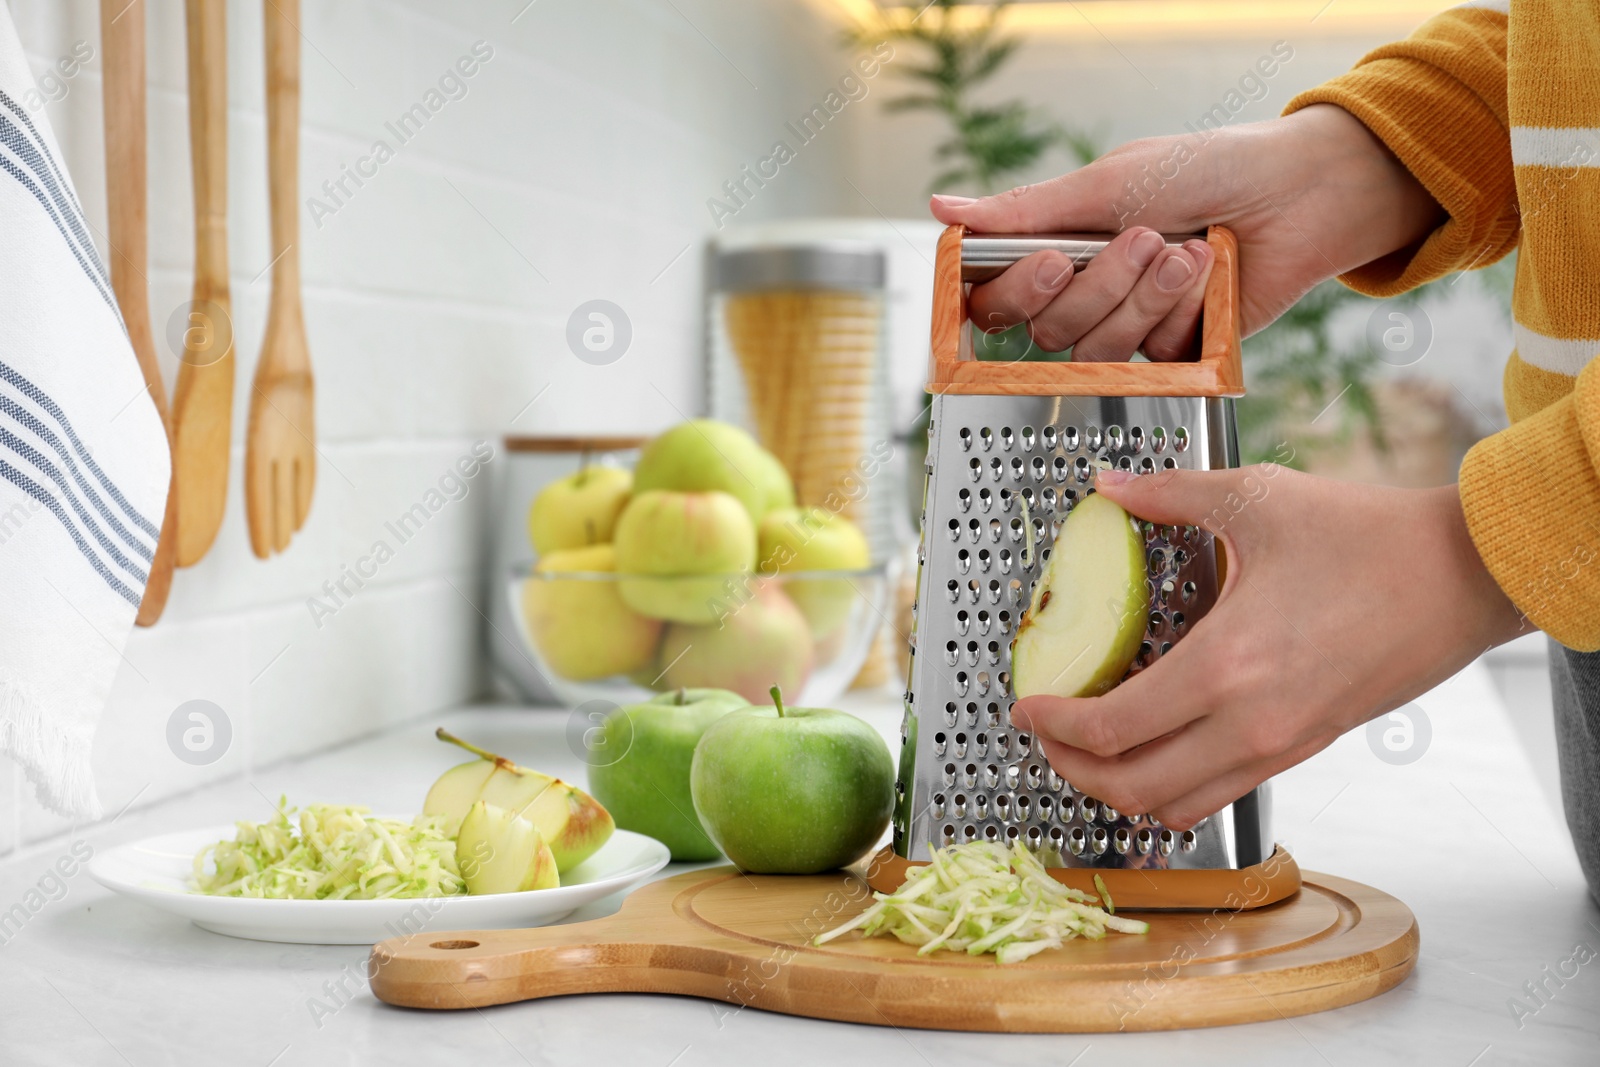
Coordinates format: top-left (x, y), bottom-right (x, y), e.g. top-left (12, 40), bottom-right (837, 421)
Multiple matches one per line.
top-left (424, 730), bottom-right (614, 872)
top-left (517, 780), bottom-right (616, 873)
top-left (1011, 492), bottom-right (1148, 699)
top-left (457, 801), bottom-right (560, 894)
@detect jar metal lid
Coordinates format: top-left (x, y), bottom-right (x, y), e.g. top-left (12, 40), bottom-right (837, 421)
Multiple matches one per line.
top-left (714, 242), bottom-right (885, 292)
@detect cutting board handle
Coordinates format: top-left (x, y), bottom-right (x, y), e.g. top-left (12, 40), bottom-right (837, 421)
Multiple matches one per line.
top-left (929, 224), bottom-right (1244, 398)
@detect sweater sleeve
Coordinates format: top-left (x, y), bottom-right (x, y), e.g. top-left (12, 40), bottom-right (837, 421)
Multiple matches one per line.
top-left (1459, 363), bottom-right (1600, 651)
top-left (1281, 3), bottom-right (1518, 295)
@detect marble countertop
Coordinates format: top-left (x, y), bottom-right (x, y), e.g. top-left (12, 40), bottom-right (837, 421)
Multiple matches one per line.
top-left (2, 662), bottom-right (1596, 1066)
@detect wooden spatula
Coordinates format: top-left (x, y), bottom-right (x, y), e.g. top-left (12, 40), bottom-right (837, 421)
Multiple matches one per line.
top-left (171, 0), bottom-right (233, 567)
top-left (100, 0), bottom-right (178, 624)
top-left (244, 0), bottom-right (315, 557)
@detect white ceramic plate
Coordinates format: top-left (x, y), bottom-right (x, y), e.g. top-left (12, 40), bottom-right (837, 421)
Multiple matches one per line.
top-left (88, 825), bottom-right (670, 945)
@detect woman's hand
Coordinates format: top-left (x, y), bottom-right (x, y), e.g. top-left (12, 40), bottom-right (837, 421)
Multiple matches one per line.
top-left (1011, 466), bottom-right (1526, 829)
top-left (930, 104), bottom-right (1445, 359)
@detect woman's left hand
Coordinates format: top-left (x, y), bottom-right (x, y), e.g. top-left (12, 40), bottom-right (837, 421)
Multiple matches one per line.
top-left (1011, 463), bottom-right (1527, 829)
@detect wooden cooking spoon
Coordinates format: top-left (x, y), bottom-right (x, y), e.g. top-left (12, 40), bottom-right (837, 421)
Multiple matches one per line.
top-left (244, 0), bottom-right (315, 557)
top-left (101, 0), bottom-right (178, 623)
top-left (171, 0), bottom-right (233, 567)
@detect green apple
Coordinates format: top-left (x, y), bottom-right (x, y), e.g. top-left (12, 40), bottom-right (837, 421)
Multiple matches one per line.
top-left (633, 419), bottom-right (788, 523)
top-left (1010, 492), bottom-right (1148, 699)
top-left (758, 506), bottom-right (870, 638)
top-left (527, 465), bottom-right (632, 555)
top-left (457, 801), bottom-right (560, 894)
top-left (586, 688), bottom-right (750, 861)
top-left (425, 730), bottom-right (615, 873)
top-left (613, 489), bottom-right (756, 624)
top-left (657, 581), bottom-right (813, 703)
top-left (690, 687), bottom-right (894, 874)
top-left (521, 544), bottom-right (661, 681)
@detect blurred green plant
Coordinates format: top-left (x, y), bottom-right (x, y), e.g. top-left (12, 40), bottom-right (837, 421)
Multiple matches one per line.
top-left (1237, 256), bottom-right (1514, 465)
top-left (854, 0), bottom-right (1098, 194)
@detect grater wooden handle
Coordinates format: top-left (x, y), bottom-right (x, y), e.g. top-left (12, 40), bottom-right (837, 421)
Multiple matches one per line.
top-left (929, 224), bottom-right (1244, 398)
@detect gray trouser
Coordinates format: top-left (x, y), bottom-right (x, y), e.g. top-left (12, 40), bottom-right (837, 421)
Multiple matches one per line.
top-left (1549, 639), bottom-right (1600, 904)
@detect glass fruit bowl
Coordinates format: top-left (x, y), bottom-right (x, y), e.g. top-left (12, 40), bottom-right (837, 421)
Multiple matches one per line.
top-left (507, 563), bottom-right (892, 707)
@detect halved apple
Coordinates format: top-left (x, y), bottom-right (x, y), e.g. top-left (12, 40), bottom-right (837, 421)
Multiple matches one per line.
top-left (457, 801), bottom-right (560, 894)
top-left (1011, 492), bottom-right (1148, 699)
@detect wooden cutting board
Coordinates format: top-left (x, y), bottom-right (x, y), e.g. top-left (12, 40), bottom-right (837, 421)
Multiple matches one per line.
top-left (369, 865), bottom-right (1417, 1032)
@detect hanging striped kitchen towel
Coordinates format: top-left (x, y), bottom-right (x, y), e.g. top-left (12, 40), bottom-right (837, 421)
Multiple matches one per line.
top-left (0, 11), bottom-right (170, 818)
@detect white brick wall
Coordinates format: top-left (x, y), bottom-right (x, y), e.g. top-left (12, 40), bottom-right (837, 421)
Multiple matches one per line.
top-left (2, 0), bottom-right (863, 847)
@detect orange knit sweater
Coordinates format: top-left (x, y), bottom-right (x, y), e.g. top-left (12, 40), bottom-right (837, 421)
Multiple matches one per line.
top-left (1285, 0), bottom-right (1600, 650)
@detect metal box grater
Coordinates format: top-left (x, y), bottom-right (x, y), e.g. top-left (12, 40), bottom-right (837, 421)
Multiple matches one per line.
top-left (868, 225), bottom-right (1300, 910)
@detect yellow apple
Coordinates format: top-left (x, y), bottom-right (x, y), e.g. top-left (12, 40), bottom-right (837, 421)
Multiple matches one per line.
top-left (520, 544), bottom-right (661, 681)
top-left (657, 581), bottom-right (814, 703)
top-left (613, 489), bottom-right (756, 624)
top-left (633, 419), bottom-right (791, 523)
top-left (527, 465), bottom-right (632, 555)
top-left (758, 506), bottom-right (870, 638)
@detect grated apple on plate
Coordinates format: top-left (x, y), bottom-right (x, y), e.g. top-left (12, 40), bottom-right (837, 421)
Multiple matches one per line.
top-left (815, 840), bottom-right (1149, 964)
top-left (193, 801), bottom-right (466, 900)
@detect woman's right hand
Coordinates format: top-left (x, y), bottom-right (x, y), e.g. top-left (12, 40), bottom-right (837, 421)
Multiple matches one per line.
top-left (930, 103), bottom-right (1445, 361)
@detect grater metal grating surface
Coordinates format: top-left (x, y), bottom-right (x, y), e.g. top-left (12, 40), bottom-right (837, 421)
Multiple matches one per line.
top-left (893, 391), bottom-right (1269, 871)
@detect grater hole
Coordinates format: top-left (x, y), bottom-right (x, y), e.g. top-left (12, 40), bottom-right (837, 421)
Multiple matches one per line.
top-left (960, 427), bottom-right (973, 451)
top-left (974, 731), bottom-right (988, 754)
top-left (1063, 426), bottom-right (1080, 452)
top-left (1009, 579), bottom-right (1024, 606)
top-left (1010, 457), bottom-right (1025, 481)
top-left (948, 519), bottom-right (961, 542)
top-left (995, 794), bottom-right (1010, 819)
top-left (1021, 425), bottom-right (1036, 451)
top-left (1068, 827), bottom-right (1086, 855)
top-left (990, 519), bottom-right (1003, 543)
top-left (980, 426), bottom-right (994, 451)
top-left (976, 609), bottom-right (991, 634)
top-left (1182, 581), bottom-right (1197, 604)
top-left (1041, 486), bottom-right (1057, 512)
top-left (1074, 456), bottom-right (1091, 483)
top-left (1158, 830), bottom-right (1176, 856)
top-left (953, 732), bottom-right (967, 758)
top-left (945, 640), bottom-right (959, 666)
top-left (1021, 485), bottom-right (1035, 510)
top-left (1031, 456), bottom-right (1047, 479)
top-left (997, 670), bottom-right (1010, 692)
top-left (1039, 795), bottom-right (1054, 815)
top-left (1107, 425), bottom-right (1124, 451)
top-left (1180, 830), bottom-right (1198, 852)
top-left (1005, 825), bottom-right (1020, 841)
top-left (967, 579), bottom-right (980, 603)
top-left (1139, 456), bottom-right (1154, 474)
top-left (957, 549), bottom-right (971, 574)
top-left (1149, 611), bottom-right (1165, 636)
top-left (1136, 828), bottom-right (1155, 855)
top-left (1113, 828), bottom-right (1132, 855)
top-left (1053, 456), bottom-right (1068, 483)
top-left (1009, 517), bottom-right (1024, 543)
top-left (966, 701), bottom-right (980, 726)
top-left (1017, 795), bottom-right (1032, 819)
top-left (984, 825), bottom-right (1000, 841)
top-left (943, 825), bottom-right (956, 845)
top-left (964, 825), bottom-right (977, 841)
top-left (1160, 641), bottom-right (1172, 656)
top-left (987, 641), bottom-right (1000, 664)
top-left (976, 671), bottom-right (990, 695)
top-left (988, 579), bottom-right (1002, 604)
top-left (1163, 457), bottom-right (1177, 470)
top-left (1026, 825), bottom-right (1042, 848)
top-left (1129, 426), bottom-right (1145, 451)
top-left (1091, 828), bottom-right (1110, 856)
top-left (953, 794), bottom-right (967, 818)
top-left (1173, 426), bottom-right (1190, 452)
top-left (1027, 764), bottom-right (1043, 789)
top-left (978, 549), bottom-right (991, 572)
top-left (933, 732), bottom-right (947, 756)
top-left (1059, 797), bottom-right (1076, 823)
top-left (1117, 456), bottom-right (1133, 471)
top-left (944, 763), bottom-right (956, 786)
top-left (958, 488), bottom-right (972, 512)
top-left (955, 671), bottom-right (969, 695)
top-left (1081, 799), bottom-right (1098, 822)
top-left (944, 701), bottom-right (958, 726)
top-left (998, 549), bottom-right (1012, 574)
top-left (998, 612), bottom-right (1011, 634)
top-left (990, 457), bottom-right (1004, 481)
top-left (966, 640), bottom-right (979, 666)
top-left (1151, 426), bottom-right (1167, 453)
top-left (979, 487), bottom-right (993, 512)
top-left (1172, 611), bottom-right (1186, 633)
top-left (968, 457), bottom-right (982, 482)
top-left (1086, 426), bottom-right (1103, 451)
top-left (1000, 426), bottom-right (1014, 450)
top-left (1042, 425), bottom-right (1058, 450)
top-left (956, 609), bottom-right (970, 635)
top-left (1160, 578), bottom-right (1176, 604)
top-left (987, 702), bottom-right (1002, 728)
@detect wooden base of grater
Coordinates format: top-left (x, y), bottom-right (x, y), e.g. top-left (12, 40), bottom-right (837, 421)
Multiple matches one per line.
top-left (369, 862), bottom-right (1417, 1031)
top-left (864, 844), bottom-right (1302, 910)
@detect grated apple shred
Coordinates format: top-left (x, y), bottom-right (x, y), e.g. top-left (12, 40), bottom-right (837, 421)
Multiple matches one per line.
top-left (192, 800), bottom-right (467, 900)
top-left (814, 841), bottom-right (1148, 964)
